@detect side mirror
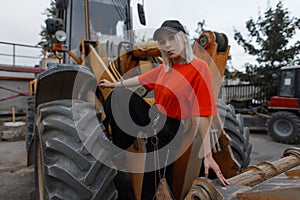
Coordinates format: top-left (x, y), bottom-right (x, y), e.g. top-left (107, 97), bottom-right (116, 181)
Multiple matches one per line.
top-left (56, 0), bottom-right (69, 9)
top-left (137, 3), bottom-right (146, 26)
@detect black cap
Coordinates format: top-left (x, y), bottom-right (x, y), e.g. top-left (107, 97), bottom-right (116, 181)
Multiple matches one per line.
top-left (153, 20), bottom-right (186, 41)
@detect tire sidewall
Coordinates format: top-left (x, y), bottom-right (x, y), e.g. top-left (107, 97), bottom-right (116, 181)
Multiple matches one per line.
top-left (268, 111), bottom-right (300, 143)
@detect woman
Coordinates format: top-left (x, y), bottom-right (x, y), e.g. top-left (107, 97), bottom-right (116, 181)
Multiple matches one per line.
top-left (99, 20), bottom-right (229, 199)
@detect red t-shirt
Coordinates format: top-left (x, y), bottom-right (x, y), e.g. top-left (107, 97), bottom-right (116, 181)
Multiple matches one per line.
top-left (138, 58), bottom-right (217, 119)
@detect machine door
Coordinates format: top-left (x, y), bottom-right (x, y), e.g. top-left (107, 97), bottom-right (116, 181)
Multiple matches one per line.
top-left (279, 69), bottom-right (296, 98)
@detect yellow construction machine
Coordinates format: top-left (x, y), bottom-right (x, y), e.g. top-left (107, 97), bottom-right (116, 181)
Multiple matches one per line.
top-left (25, 0), bottom-right (299, 199)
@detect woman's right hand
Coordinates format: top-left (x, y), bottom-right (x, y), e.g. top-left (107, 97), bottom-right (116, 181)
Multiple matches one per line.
top-left (204, 153), bottom-right (230, 186)
top-left (98, 79), bottom-right (116, 88)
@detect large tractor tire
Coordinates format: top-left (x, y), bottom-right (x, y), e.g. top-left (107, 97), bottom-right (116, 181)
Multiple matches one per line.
top-left (26, 95), bottom-right (36, 165)
top-left (26, 96), bottom-right (35, 149)
top-left (267, 111), bottom-right (300, 144)
top-left (217, 100), bottom-right (252, 170)
top-left (35, 99), bottom-right (118, 200)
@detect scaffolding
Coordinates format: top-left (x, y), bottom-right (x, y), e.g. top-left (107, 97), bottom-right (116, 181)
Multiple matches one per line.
top-left (0, 41), bottom-right (45, 118)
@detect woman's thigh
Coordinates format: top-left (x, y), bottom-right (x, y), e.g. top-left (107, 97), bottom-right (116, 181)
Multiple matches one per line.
top-left (103, 88), bottom-right (151, 149)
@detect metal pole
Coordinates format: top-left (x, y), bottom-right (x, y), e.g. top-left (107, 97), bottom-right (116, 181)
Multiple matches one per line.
top-left (12, 106), bottom-right (15, 122)
top-left (84, 0), bottom-right (90, 40)
top-left (13, 44), bottom-right (16, 68)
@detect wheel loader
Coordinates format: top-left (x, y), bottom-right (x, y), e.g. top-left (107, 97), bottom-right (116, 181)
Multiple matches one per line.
top-left (25, 0), bottom-right (299, 199)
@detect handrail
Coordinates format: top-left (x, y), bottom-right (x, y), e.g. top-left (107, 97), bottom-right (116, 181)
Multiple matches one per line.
top-left (0, 41), bottom-right (41, 48)
top-left (0, 41), bottom-right (44, 68)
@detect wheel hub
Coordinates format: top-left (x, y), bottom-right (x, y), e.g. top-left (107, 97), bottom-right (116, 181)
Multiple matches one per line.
top-left (274, 119), bottom-right (293, 137)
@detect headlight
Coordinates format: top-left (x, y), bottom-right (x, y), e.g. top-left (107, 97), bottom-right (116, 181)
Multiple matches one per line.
top-left (55, 30), bottom-right (67, 42)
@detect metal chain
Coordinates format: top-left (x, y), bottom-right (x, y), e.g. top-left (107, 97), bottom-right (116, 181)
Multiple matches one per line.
top-left (151, 112), bottom-right (176, 200)
top-left (151, 113), bottom-right (161, 190)
top-left (152, 112), bottom-right (160, 136)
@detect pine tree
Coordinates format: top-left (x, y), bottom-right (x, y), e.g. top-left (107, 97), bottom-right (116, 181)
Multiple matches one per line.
top-left (38, 0), bottom-right (57, 57)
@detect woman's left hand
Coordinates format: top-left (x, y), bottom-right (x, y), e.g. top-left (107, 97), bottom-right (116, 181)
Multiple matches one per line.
top-left (204, 153), bottom-right (230, 186)
top-left (98, 79), bottom-right (116, 88)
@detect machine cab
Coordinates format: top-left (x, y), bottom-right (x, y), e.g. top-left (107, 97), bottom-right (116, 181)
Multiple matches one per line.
top-left (47, 0), bottom-right (147, 64)
top-left (65, 0), bottom-right (132, 63)
top-left (278, 66), bottom-right (300, 98)
top-left (269, 66), bottom-right (300, 109)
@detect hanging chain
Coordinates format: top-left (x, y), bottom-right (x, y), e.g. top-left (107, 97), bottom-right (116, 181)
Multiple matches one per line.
top-left (151, 112), bottom-right (176, 200)
top-left (151, 113), bottom-right (161, 189)
top-left (152, 112), bottom-right (160, 136)
top-left (163, 149), bottom-right (169, 179)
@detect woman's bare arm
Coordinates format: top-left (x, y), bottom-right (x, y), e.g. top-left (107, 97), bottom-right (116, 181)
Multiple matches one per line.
top-left (98, 76), bottom-right (140, 88)
top-left (195, 116), bottom-right (229, 186)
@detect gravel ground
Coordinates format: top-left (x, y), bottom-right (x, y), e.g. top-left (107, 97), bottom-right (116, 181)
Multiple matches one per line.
top-left (0, 141), bottom-right (34, 200)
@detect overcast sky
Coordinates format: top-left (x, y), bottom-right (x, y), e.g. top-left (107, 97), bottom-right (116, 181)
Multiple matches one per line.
top-left (1, 0), bottom-right (299, 70)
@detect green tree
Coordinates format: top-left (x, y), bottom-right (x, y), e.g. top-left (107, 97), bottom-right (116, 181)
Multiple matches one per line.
top-left (38, 0), bottom-right (57, 56)
top-left (234, 1), bottom-right (300, 99)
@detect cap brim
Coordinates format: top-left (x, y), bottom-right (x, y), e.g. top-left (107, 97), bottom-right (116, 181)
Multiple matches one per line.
top-left (153, 27), bottom-right (178, 41)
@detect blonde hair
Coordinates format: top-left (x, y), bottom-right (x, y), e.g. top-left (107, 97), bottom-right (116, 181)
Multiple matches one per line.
top-left (161, 31), bottom-right (195, 72)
